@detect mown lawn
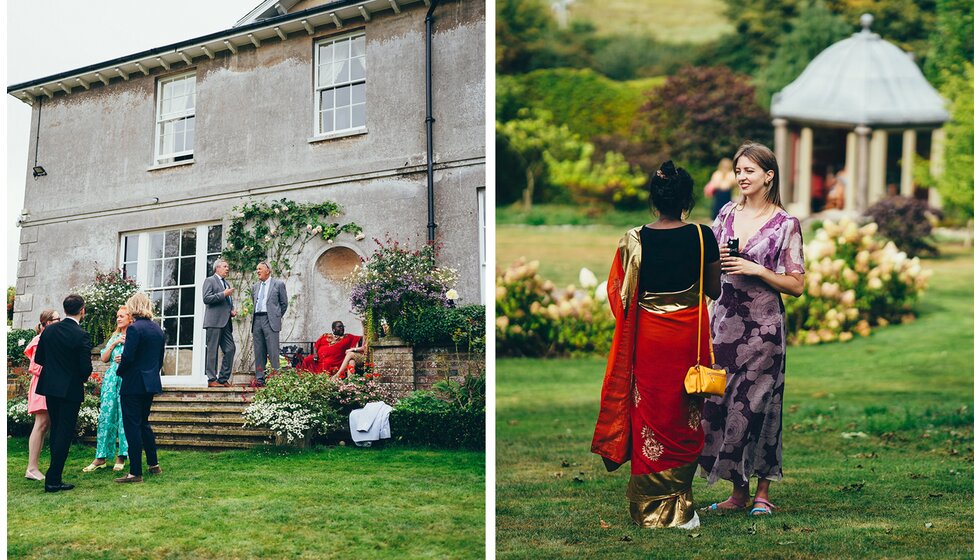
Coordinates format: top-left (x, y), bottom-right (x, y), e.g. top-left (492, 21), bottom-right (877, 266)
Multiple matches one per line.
top-left (7, 441), bottom-right (485, 559)
top-left (567, 0), bottom-right (734, 44)
top-left (495, 245), bottom-right (973, 559)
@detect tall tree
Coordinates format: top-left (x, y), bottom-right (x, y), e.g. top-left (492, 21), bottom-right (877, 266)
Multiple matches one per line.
top-left (757, 1), bottom-right (852, 107)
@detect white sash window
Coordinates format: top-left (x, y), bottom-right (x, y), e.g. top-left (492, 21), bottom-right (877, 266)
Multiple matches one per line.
top-left (314, 33), bottom-right (367, 136)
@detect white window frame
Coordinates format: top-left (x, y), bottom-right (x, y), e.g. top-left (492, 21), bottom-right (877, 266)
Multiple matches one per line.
top-left (154, 71), bottom-right (197, 164)
top-left (313, 32), bottom-right (367, 138)
top-left (118, 223), bottom-right (222, 387)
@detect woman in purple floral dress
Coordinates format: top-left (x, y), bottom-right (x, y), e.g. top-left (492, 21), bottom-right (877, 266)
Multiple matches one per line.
top-left (699, 143), bottom-right (805, 516)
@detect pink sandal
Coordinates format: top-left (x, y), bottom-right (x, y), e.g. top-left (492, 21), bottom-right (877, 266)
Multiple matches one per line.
top-left (749, 498), bottom-right (775, 515)
top-left (707, 496), bottom-right (747, 511)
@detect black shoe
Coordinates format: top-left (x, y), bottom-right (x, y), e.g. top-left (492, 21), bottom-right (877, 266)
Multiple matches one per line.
top-left (44, 483), bottom-right (75, 493)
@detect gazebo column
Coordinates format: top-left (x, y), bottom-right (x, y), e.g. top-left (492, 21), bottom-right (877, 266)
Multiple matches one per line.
top-left (929, 128), bottom-right (946, 208)
top-left (844, 131), bottom-right (857, 211)
top-left (900, 129), bottom-right (916, 196)
top-left (794, 126), bottom-right (813, 217)
top-left (854, 125), bottom-right (871, 213)
top-left (772, 118), bottom-right (791, 204)
top-left (868, 129), bottom-right (888, 204)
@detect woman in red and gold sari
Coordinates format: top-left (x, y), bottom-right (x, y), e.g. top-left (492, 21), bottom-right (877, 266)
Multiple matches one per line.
top-left (592, 161), bottom-right (721, 529)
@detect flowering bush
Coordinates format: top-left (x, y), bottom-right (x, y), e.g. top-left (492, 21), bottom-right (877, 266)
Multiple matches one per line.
top-left (7, 388), bottom-right (100, 437)
top-left (244, 368), bottom-right (343, 442)
top-left (332, 376), bottom-right (396, 412)
top-left (496, 258), bottom-right (614, 356)
top-left (244, 368), bottom-right (396, 444)
top-left (77, 395), bottom-right (100, 437)
top-left (7, 398), bottom-right (33, 436)
top-left (7, 328), bottom-right (35, 368)
top-left (784, 218), bottom-right (933, 345)
top-left (70, 269), bottom-right (140, 350)
top-left (348, 237), bottom-right (458, 339)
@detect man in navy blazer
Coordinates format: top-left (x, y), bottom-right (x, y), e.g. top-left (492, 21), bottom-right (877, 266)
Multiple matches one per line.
top-left (114, 292), bottom-right (165, 483)
top-left (34, 294), bottom-right (92, 492)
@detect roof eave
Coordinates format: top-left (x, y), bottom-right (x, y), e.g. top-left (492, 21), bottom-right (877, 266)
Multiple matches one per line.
top-left (8, 0), bottom-right (422, 103)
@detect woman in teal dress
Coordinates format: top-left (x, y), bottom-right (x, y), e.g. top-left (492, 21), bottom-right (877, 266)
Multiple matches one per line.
top-left (83, 306), bottom-right (131, 472)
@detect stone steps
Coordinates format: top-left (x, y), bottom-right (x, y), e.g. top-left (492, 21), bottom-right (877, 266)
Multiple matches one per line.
top-left (144, 386), bottom-right (273, 449)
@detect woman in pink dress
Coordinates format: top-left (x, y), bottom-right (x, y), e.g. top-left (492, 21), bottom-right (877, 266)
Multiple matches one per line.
top-left (24, 308), bottom-right (61, 481)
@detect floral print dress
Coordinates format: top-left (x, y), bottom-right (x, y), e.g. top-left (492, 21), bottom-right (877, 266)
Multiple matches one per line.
top-left (699, 201), bottom-right (804, 485)
top-left (95, 333), bottom-right (129, 460)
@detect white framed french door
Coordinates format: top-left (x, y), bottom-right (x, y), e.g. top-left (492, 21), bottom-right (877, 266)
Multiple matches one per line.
top-left (120, 223), bottom-right (222, 387)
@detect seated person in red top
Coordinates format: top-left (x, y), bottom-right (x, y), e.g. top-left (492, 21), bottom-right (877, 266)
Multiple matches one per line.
top-left (300, 321), bottom-right (361, 377)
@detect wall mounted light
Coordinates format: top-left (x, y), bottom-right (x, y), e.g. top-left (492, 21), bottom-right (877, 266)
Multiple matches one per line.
top-left (32, 166), bottom-right (47, 178)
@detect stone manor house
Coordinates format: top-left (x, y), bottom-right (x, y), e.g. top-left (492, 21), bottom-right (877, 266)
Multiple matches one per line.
top-left (8, 0), bottom-right (486, 387)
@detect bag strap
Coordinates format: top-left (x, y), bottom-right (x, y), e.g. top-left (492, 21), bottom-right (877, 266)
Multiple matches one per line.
top-left (695, 224), bottom-right (704, 365)
top-left (694, 225), bottom-right (716, 366)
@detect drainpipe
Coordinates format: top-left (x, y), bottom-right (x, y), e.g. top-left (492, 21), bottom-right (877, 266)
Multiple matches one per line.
top-left (425, 0), bottom-right (440, 244)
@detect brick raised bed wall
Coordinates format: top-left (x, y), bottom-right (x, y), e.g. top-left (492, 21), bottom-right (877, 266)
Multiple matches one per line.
top-left (371, 337), bottom-right (483, 397)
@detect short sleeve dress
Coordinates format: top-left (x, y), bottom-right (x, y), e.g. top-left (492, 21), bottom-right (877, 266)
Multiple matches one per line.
top-left (699, 201), bottom-right (804, 485)
top-left (25, 334), bottom-right (46, 414)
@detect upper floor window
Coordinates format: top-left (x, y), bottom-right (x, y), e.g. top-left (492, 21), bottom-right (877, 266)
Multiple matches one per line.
top-left (314, 33), bottom-right (366, 136)
top-left (155, 72), bottom-right (196, 164)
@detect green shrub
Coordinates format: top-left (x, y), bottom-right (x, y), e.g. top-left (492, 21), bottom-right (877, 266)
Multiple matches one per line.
top-left (6, 286), bottom-right (14, 326)
top-left (592, 35), bottom-right (699, 80)
top-left (390, 392), bottom-right (485, 450)
top-left (756, 1), bottom-right (851, 107)
top-left (393, 305), bottom-right (486, 352)
top-left (505, 68), bottom-right (658, 140)
top-left (7, 328), bottom-right (36, 368)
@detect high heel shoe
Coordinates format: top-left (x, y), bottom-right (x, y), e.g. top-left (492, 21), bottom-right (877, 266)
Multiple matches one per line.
top-left (82, 461), bottom-right (107, 472)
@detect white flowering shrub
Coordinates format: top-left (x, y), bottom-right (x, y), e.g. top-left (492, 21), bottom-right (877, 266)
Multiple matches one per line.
top-left (77, 403), bottom-right (100, 438)
top-left (496, 258), bottom-right (614, 356)
top-left (244, 401), bottom-right (317, 443)
top-left (784, 218), bottom-right (933, 345)
top-left (7, 398), bottom-right (32, 435)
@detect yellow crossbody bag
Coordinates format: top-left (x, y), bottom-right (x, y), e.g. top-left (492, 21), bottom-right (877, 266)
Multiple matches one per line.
top-left (684, 225), bottom-right (728, 397)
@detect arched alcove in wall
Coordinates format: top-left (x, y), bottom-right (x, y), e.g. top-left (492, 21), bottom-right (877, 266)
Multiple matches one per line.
top-left (309, 245), bottom-right (364, 338)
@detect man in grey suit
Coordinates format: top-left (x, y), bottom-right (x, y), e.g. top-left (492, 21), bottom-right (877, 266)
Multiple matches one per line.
top-left (251, 262), bottom-right (288, 387)
top-left (202, 259), bottom-right (237, 387)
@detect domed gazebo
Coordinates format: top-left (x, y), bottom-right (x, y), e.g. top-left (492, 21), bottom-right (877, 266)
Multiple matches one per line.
top-left (770, 14), bottom-right (950, 218)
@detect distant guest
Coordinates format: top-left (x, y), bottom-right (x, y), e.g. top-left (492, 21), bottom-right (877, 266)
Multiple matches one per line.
top-left (300, 321), bottom-right (361, 378)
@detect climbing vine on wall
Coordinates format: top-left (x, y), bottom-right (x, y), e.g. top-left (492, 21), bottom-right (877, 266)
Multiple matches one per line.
top-left (219, 198), bottom-right (364, 371)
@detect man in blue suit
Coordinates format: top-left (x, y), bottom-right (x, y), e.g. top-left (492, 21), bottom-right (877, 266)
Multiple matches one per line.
top-left (34, 294), bottom-right (92, 492)
top-left (114, 292), bottom-right (165, 483)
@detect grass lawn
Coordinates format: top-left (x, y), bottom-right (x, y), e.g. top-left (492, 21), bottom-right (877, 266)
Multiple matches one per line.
top-left (7, 441), bottom-right (484, 559)
top-left (495, 244), bottom-right (973, 559)
top-left (567, 0), bottom-right (734, 44)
